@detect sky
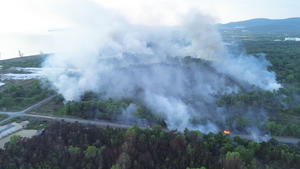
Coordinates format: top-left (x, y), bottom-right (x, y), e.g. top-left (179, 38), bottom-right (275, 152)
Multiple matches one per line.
top-left (0, 0), bottom-right (299, 33)
top-left (0, 0), bottom-right (299, 58)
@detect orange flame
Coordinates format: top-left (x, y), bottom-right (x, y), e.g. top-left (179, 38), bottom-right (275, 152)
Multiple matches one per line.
top-left (148, 125), bottom-right (150, 128)
top-left (265, 135), bottom-right (267, 137)
top-left (224, 130), bottom-right (230, 134)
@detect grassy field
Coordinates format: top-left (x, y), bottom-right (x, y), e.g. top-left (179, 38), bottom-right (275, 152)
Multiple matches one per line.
top-left (26, 97), bottom-right (65, 116)
top-left (0, 79), bottom-right (36, 92)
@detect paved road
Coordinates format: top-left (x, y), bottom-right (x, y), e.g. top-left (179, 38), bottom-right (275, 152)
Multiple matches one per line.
top-left (0, 95), bottom-right (56, 124)
top-left (0, 96), bottom-right (300, 145)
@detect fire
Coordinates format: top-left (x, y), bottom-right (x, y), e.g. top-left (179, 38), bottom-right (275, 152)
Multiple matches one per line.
top-left (148, 125), bottom-right (150, 128)
top-left (265, 135), bottom-right (267, 137)
top-left (224, 130), bottom-right (230, 134)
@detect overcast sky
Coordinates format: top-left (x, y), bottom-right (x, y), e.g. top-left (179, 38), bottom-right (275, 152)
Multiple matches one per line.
top-left (0, 0), bottom-right (299, 33)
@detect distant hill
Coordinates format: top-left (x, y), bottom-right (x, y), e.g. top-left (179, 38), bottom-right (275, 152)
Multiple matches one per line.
top-left (219, 17), bottom-right (300, 32)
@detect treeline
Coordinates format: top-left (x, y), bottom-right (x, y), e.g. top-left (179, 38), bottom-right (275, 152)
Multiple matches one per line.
top-left (1, 55), bottom-right (48, 70)
top-left (63, 97), bottom-right (132, 120)
top-left (1, 122), bottom-right (300, 169)
top-left (62, 94), bottom-right (164, 126)
top-left (0, 81), bottom-right (53, 110)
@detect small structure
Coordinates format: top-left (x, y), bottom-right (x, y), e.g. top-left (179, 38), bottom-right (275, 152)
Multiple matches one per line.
top-left (18, 50), bottom-right (24, 57)
top-left (0, 121), bottom-right (29, 139)
top-left (234, 26), bottom-right (245, 29)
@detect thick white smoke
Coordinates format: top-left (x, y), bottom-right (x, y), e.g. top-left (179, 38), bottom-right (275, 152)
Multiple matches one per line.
top-left (42, 0), bottom-right (281, 132)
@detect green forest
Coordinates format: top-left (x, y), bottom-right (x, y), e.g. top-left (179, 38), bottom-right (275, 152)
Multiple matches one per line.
top-left (0, 80), bottom-right (53, 111)
top-left (1, 122), bottom-right (300, 169)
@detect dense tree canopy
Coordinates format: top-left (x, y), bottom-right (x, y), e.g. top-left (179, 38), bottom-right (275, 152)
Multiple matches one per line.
top-left (0, 122), bottom-right (300, 169)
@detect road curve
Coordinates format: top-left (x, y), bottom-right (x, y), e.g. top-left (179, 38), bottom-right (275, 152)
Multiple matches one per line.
top-left (0, 96), bottom-right (300, 145)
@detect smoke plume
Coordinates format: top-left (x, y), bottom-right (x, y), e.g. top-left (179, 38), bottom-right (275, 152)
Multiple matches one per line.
top-left (42, 0), bottom-right (281, 133)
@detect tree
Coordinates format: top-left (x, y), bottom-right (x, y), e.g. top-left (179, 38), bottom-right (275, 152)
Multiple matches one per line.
top-left (268, 137), bottom-right (278, 146)
top-left (286, 74), bottom-right (294, 82)
top-left (111, 164), bottom-right (120, 169)
top-left (7, 163), bottom-right (17, 169)
top-left (217, 100), bottom-right (226, 107)
top-left (247, 141), bottom-right (260, 153)
top-left (134, 104), bottom-right (146, 118)
top-left (9, 135), bottom-right (20, 143)
top-left (116, 152), bottom-right (131, 169)
top-left (64, 101), bottom-right (71, 115)
top-left (276, 124), bottom-right (286, 136)
top-left (221, 143), bottom-right (234, 155)
top-left (234, 117), bottom-right (250, 131)
top-left (68, 146), bottom-right (81, 157)
top-left (234, 136), bottom-right (248, 146)
top-left (234, 146), bottom-right (254, 164)
top-left (154, 112), bottom-right (165, 125)
top-left (186, 144), bottom-right (195, 157)
top-left (131, 124), bottom-right (142, 136)
top-left (266, 121), bottom-right (276, 135)
top-left (70, 101), bottom-right (79, 116)
top-left (7, 84), bottom-right (16, 94)
top-left (288, 123), bottom-right (298, 136)
top-left (184, 127), bottom-right (190, 136)
top-left (281, 150), bottom-right (294, 164)
top-left (159, 131), bottom-right (165, 139)
top-left (293, 105), bottom-right (300, 114)
top-left (152, 124), bottom-right (163, 136)
top-left (85, 146), bottom-right (98, 158)
top-left (224, 152), bottom-right (243, 169)
top-left (0, 97), bottom-right (15, 108)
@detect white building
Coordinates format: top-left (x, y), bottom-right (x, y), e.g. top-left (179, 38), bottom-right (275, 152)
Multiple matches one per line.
top-left (284, 37), bottom-right (300, 41)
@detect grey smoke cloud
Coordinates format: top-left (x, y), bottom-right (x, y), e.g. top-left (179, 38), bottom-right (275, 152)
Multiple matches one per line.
top-left (42, 0), bottom-right (281, 132)
top-left (212, 53), bottom-right (281, 91)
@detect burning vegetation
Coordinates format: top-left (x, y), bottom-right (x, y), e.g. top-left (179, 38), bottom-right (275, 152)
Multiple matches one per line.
top-left (224, 130), bottom-right (230, 134)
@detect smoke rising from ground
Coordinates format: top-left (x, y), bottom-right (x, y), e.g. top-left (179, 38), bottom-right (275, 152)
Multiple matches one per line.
top-left (42, 0), bottom-right (281, 132)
